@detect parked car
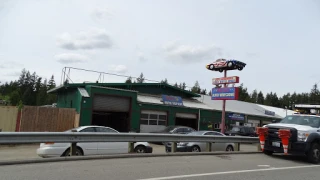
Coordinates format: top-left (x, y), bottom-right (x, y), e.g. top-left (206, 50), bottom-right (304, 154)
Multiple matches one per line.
top-left (36, 126), bottom-right (153, 158)
top-left (206, 58), bottom-right (246, 72)
top-left (150, 125), bottom-right (196, 144)
top-left (224, 126), bottom-right (257, 137)
top-left (165, 131), bottom-right (234, 152)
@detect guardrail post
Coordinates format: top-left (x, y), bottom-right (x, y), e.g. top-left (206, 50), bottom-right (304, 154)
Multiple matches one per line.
top-left (171, 142), bottom-right (177, 153)
top-left (206, 142), bottom-right (212, 152)
top-left (70, 129), bottom-right (77, 156)
top-left (234, 143), bottom-right (240, 151)
top-left (128, 142), bottom-right (135, 153)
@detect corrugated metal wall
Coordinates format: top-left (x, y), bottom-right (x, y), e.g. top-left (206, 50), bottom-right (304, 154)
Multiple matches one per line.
top-left (20, 106), bottom-right (77, 132)
top-left (0, 106), bottom-right (18, 132)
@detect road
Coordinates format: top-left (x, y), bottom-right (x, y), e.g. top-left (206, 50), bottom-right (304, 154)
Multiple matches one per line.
top-left (0, 154), bottom-right (319, 180)
top-left (0, 143), bottom-right (258, 161)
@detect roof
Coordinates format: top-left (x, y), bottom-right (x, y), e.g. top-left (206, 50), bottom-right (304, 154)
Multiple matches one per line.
top-left (195, 95), bottom-right (284, 119)
top-left (48, 83), bottom-right (200, 98)
top-left (137, 94), bottom-right (212, 110)
top-left (256, 104), bottom-right (296, 117)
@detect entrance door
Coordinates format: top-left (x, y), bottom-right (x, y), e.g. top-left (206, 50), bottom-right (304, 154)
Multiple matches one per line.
top-left (175, 113), bottom-right (198, 130)
top-left (95, 127), bottom-right (127, 154)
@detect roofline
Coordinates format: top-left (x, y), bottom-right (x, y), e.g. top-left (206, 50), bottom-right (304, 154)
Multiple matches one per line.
top-left (90, 85), bottom-right (138, 93)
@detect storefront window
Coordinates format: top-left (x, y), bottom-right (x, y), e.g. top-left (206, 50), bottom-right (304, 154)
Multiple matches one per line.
top-left (140, 112), bottom-right (167, 126)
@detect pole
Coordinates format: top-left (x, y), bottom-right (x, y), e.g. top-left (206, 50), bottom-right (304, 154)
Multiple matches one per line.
top-left (221, 70), bottom-right (227, 134)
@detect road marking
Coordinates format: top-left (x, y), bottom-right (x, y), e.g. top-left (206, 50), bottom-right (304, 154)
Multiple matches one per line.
top-left (258, 165), bottom-right (270, 167)
top-left (137, 165), bottom-right (320, 180)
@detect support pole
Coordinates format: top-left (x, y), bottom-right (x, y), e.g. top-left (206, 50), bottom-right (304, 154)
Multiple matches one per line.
top-left (221, 70), bottom-right (227, 134)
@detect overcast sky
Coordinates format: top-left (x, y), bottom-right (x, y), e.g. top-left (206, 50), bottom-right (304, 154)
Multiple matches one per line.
top-left (0, 0), bottom-right (320, 96)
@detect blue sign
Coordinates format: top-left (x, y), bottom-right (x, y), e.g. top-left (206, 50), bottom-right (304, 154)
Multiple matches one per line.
top-left (228, 113), bottom-right (245, 121)
top-left (161, 95), bottom-right (183, 106)
top-left (211, 87), bottom-right (239, 100)
top-left (265, 110), bottom-right (275, 116)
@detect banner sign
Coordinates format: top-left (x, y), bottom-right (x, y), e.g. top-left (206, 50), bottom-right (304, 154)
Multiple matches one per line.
top-left (211, 87), bottom-right (239, 100)
top-left (228, 113), bottom-right (245, 121)
top-left (212, 76), bottom-right (239, 85)
top-left (161, 95), bottom-right (183, 106)
top-left (265, 110), bottom-right (275, 116)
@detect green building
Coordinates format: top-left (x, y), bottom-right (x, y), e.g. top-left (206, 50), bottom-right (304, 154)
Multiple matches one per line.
top-left (48, 82), bottom-right (283, 132)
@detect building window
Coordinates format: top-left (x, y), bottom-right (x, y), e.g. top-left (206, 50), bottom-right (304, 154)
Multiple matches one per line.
top-left (140, 112), bottom-right (167, 126)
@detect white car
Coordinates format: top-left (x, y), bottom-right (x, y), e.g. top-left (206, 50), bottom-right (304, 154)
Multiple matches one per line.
top-left (36, 126), bottom-right (153, 158)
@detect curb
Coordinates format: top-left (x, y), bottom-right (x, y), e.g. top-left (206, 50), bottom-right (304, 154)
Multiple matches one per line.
top-left (0, 151), bottom-right (261, 166)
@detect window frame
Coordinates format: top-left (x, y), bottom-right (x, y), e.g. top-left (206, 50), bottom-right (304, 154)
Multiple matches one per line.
top-left (140, 111), bottom-right (168, 126)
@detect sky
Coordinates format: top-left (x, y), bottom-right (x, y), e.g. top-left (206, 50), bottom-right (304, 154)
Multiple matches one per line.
top-left (0, 0), bottom-right (320, 96)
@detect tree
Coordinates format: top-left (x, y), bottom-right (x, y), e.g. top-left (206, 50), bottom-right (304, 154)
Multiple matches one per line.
top-left (310, 83), bottom-right (319, 104)
top-left (238, 83), bottom-right (251, 102)
top-left (161, 78), bottom-right (168, 84)
top-left (10, 90), bottom-right (20, 106)
top-left (182, 82), bottom-right (186, 90)
top-left (257, 91), bottom-right (264, 104)
top-left (250, 89), bottom-right (258, 103)
top-left (191, 81), bottom-right (201, 94)
top-left (174, 82), bottom-right (178, 87)
top-left (208, 90), bottom-right (212, 96)
top-left (200, 89), bottom-right (207, 95)
top-left (125, 76), bottom-right (132, 84)
top-left (48, 75), bottom-right (56, 90)
top-left (136, 73), bottom-right (145, 83)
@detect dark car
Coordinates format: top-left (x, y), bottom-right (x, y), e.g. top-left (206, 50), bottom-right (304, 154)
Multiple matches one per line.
top-left (150, 126), bottom-right (196, 144)
top-left (225, 126), bottom-right (257, 137)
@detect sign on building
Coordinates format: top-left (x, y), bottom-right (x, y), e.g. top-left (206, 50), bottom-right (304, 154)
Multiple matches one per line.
top-left (265, 110), bottom-right (275, 116)
top-left (211, 87), bottom-right (239, 100)
top-left (161, 95), bottom-right (184, 106)
top-left (227, 113), bottom-right (245, 121)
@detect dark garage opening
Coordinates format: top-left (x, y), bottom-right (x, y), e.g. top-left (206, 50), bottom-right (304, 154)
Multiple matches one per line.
top-left (175, 113), bottom-right (198, 130)
top-left (92, 111), bottom-right (129, 132)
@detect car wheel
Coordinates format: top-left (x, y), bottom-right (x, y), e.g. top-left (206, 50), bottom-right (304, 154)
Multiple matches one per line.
top-left (238, 67), bottom-right (243, 71)
top-left (63, 147), bottom-right (83, 157)
top-left (227, 62), bottom-right (233, 67)
top-left (191, 145), bottom-right (201, 152)
top-left (226, 145), bottom-right (234, 151)
top-left (263, 150), bottom-right (273, 156)
top-left (218, 69), bottom-right (223, 73)
top-left (135, 145), bottom-right (147, 153)
top-left (209, 64), bottom-right (214, 70)
top-left (307, 143), bottom-right (320, 164)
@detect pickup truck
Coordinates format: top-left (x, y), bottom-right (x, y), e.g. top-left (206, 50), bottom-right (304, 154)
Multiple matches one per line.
top-left (263, 114), bottom-right (320, 163)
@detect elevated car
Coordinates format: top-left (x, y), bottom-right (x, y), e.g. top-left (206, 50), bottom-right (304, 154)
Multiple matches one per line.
top-left (206, 58), bottom-right (246, 72)
top-left (36, 126), bottom-right (153, 158)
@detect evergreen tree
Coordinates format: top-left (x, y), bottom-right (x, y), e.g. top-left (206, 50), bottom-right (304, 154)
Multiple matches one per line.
top-left (125, 76), bottom-right (132, 84)
top-left (250, 89), bottom-right (258, 103)
top-left (174, 82), bottom-right (178, 87)
top-left (136, 73), bottom-right (145, 83)
top-left (161, 78), bottom-right (168, 84)
top-left (191, 81), bottom-right (201, 94)
top-left (257, 91), bottom-right (264, 104)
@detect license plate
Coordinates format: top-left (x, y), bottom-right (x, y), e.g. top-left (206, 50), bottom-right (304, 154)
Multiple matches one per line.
top-left (272, 142), bottom-right (281, 147)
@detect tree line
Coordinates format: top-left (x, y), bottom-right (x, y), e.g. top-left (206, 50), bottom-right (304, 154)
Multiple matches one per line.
top-left (126, 73), bottom-right (320, 110)
top-left (0, 69), bottom-right (57, 106)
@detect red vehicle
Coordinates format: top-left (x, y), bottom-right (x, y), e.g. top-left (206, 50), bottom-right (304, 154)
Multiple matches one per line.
top-left (206, 58), bottom-right (246, 72)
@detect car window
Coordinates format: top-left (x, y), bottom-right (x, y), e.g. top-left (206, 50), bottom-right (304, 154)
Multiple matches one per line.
top-left (175, 128), bottom-right (184, 133)
top-left (240, 127), bottom-right (246, 133)
top-left (204, 132), bottom-right (215, 135)
top-left (80, 127), bottom-right (96, 132)
top-left (212, 132), bottom-right (224, 136)
top-left (185, 128), bottom-right (194, 132)
top-left (96, 127), bottom-right (118, 133)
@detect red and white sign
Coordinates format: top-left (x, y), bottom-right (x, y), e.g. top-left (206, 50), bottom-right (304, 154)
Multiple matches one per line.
top-left (212, 76), bottom-right (239, 85)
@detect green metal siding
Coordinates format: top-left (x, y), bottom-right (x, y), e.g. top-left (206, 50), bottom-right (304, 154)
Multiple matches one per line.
top-left (56, 89), bottom-right (81, 112)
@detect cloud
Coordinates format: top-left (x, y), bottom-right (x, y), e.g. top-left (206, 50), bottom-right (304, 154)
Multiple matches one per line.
top-left (137, 52), bottom-right (147, 62)
top-left (5, 71), bottom-right (20, 77)
top-left (0, 61), bottom-right (23, 69)
top-left (55, 53), bottom-right (89, 64)
top-left (163, 41), bottom-right (224, 64)
top-left (56, 28), bottom-right (113, 50)
top-left (91, 7), bottom-right (113, 20)
top-left (107, 65), bottom-right (128, 74)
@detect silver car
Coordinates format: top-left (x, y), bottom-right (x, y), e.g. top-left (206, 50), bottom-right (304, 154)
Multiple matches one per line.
top-left (165, 131), bottom-right (235, 152)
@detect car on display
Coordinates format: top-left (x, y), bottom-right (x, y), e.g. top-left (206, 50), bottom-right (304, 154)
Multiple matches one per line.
top-left (165, 131), bottom-right (235, 152)
top-left (36, 126), bottom-right (153, 158)
top-left (206, 58), bottom-right (246, 72)
top-left (263, 114), bottom-right (320, 163)
top-left (149, 125), bottom-right (196, 144)
top-left (225, 126), bottom-right (257, 137)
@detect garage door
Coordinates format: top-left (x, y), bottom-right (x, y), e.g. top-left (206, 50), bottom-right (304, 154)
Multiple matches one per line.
top-left (93, 95), bottom-right (130, 112)
top-left (176, 113), bottom-right (197, 119)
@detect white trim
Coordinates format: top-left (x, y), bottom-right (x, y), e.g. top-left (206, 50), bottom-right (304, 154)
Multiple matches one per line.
top-left (141, 110), bottom-right (167, 116)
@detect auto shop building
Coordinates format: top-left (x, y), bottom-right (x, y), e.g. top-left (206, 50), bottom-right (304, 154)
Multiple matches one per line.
top-left (48, 82), bottom-right (284, 132)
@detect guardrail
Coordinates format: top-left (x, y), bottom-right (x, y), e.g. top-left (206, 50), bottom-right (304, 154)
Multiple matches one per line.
top-left (0, 132), bottom-right (260, 155)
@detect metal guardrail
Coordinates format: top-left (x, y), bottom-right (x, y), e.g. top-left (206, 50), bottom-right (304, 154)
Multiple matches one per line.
top-left (0, 132), bottom-right (260, 155)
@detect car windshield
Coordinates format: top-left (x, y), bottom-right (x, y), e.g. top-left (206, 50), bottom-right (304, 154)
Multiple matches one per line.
top-left (64, 128), bottom-right (79, 132)
top-left (231, 127), bottom-right (240, 132)
top-left (162, 126), bottom-right (176, 132)
top-left (280, 115), bottom-right (320, 128)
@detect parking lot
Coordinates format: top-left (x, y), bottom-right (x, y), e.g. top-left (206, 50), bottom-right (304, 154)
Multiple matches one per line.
top-left (0, 143), bottom-right (258, 161)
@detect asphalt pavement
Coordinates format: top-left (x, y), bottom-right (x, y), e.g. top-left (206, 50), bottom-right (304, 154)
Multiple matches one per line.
top-left (0, 153), bottom-right (319, 180)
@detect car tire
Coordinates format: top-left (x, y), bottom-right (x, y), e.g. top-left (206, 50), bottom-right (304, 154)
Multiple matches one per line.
top-left (263, 150), bottom-right (273, 156)
top-left (227, 62), bottom-right (233, 67)
top-left (62, 147), bottom-right (83, 157)
top-left (135, 145), bottom-right (147, 153)
top-left (209, 64), bottom-right (214, 70)
top-left (226, 145), bottom-right (234, 151)
top-left (307, 143), bottom-right (320, 164)
top-left (191, 145), bottom-right (201, 152)
top-left (238, 67), bottom-right (243, 71)
top-left (219, 69), bottom-right (223, 73)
